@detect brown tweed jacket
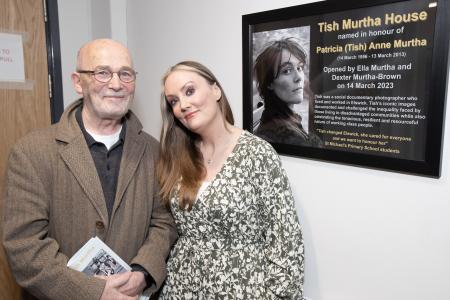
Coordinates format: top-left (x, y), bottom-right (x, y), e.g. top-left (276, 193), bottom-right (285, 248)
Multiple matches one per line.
top-left (2, 99), bottom-right (177, 299)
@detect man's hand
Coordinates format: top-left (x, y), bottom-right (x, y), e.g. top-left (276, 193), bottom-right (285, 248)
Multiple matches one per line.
top-left (99, 272), bottom-right (138, 300)
top-left (117, 271), bottom-right (147, 296)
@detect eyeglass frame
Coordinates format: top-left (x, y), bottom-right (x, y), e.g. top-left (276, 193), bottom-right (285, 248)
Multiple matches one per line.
top-left (76, 66), bottom-right (138, 83)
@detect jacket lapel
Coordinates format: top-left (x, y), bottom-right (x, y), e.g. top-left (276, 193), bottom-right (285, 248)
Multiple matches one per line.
top-left (112, 115), bottom-right (146, 219)
top-left (59, 135), bottom-right (108, 221)
top-left (55, 100), bottom-right (108, 223)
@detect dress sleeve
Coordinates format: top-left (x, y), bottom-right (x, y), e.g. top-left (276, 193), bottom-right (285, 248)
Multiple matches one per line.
top-left (257, 144), bottom-right (304, 299)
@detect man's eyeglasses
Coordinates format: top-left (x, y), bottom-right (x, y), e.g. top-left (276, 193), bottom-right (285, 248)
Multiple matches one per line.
top-left (77, 67), bottom-right (137, 83)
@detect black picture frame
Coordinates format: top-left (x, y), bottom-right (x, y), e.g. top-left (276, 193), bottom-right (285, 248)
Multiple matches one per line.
top-left (242, 0), bottom-right (450, 177)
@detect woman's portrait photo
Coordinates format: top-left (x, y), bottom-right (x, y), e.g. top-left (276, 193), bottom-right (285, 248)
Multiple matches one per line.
top-left (252, 26), bottom-right (322, 147)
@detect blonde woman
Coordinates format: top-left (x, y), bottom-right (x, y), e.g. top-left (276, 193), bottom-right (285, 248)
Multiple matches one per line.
top-left (157, 61), bottom-right (304, 299)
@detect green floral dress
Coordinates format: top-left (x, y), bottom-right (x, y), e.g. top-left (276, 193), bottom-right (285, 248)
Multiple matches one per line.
top-left (159, 131), bottom-right (304, 299)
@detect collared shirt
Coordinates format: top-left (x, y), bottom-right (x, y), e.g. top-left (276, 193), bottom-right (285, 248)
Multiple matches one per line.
top-left (76, 107), bottom-right (126, 218)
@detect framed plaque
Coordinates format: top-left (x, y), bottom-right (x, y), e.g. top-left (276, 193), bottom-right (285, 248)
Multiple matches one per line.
top-left (243, 0), bottom-right (450, 177)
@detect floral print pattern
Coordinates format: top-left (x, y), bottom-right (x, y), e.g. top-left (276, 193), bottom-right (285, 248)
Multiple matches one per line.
top-left (159, 131), bottom-right (304, 299)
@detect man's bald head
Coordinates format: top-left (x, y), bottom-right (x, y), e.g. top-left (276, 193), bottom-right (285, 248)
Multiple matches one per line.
top-left (76, 39), bottom-right (133, 71)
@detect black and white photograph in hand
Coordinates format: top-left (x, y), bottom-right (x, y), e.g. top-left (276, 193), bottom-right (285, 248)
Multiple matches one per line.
top-left (82, 249), bottom-right (127, 276)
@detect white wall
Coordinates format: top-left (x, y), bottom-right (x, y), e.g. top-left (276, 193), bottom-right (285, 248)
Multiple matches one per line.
top-left (126, 1), bottom-right (450, 300)
top-left (91, 0), bottom-right (111, 40)
top-left (58, 0), bottom-right (114, 108)
top-left (110, 0), bottom-right (127, 45)
top-left (58, 0), bottom-right (92, 107)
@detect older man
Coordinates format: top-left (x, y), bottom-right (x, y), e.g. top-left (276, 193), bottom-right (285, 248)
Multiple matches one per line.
top-left (2, 39), bottom-right (177, 299)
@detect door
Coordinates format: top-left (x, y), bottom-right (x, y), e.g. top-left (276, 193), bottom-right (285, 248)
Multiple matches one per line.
top-left (0, 0), bottom-right (52, 298)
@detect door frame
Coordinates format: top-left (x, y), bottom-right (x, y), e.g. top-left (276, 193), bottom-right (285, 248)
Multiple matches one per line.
top-left (44, 0), bottom-right (64, 123)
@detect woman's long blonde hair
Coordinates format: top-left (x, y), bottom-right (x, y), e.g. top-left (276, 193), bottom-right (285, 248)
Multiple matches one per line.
top-left (157, 61), bottom-right (234, 210)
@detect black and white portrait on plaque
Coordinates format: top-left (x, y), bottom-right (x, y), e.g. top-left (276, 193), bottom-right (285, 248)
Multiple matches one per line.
top-left (252, 26), bottom-right (323, 147)
top-left (82, 249), bottom-right (126, 276)
top-left (244, 0), bottom-right (449, 176)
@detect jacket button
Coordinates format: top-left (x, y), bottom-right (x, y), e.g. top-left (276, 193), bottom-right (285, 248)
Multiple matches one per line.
top-left (96, 221), bottom-right (105, 230)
